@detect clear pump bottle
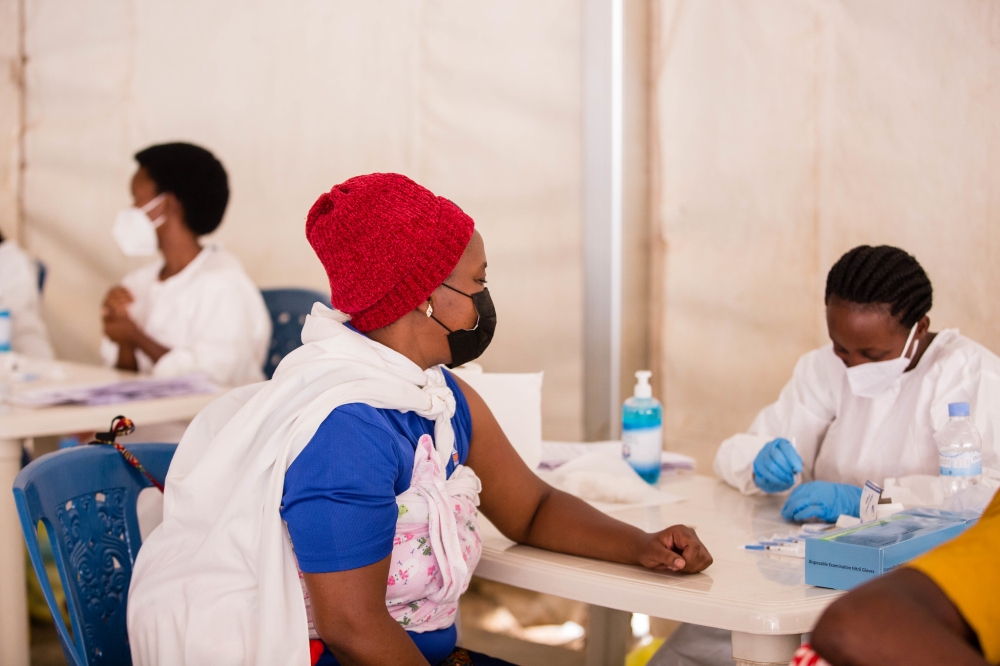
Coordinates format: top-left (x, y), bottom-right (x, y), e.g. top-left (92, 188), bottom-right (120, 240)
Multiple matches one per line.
top-left (937, 402), bottom-right (982, 497)
top-left (622, 371), bottom-right (662, 484)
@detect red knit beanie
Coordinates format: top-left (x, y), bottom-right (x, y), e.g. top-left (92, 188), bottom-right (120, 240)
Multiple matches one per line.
top-left (306, 173), bottom-right (475, 332)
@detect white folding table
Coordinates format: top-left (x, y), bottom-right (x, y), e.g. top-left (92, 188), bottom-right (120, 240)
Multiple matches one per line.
top-left (0, 360), bottom-right (219, 666)
top-left (475, 474), bottom-right (843, 665)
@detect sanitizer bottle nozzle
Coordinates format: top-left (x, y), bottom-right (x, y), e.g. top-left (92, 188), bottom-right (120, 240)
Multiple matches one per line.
top-left (634, 370), bottom-right (652, 398)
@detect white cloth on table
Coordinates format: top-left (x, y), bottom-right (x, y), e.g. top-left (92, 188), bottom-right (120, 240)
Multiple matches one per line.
top-left (127, 303), bottom-right (461, 666)
top-left (0, 240), bottom-right (54, 359)
top-left (99, 244), bottom-right (271, 387)
top-left (713, 330), bottom-right (1000, 495)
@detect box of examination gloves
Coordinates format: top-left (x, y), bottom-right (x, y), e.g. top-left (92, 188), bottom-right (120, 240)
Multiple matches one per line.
top-left (804, 509), bottom-right (977, 591)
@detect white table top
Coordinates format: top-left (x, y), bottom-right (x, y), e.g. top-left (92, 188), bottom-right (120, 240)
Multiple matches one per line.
top-left (475, 474), bottom-right (843, 636)
top-left (0, 359), bottom-right (220, 440)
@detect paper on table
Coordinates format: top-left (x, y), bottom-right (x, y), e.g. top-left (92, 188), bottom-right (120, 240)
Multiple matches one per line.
top-left (5, 375), bottom-right (218, 408)
top-left (538, 450), bottom-right (684, 513)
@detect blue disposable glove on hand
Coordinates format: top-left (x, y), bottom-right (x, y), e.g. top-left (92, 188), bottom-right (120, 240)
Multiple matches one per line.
top-left (781, 481), bottom-right (863, 523)
top-left (752, 438), bottom-right (803, 493)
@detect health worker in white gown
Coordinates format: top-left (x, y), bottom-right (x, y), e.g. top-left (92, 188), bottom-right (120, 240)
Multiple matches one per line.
top-left (651, 245), bottom-right (1000, 666)
top-left (99, 143), bottom-right (271, 390)
top-left (0, 232), bottom-right (55, 359)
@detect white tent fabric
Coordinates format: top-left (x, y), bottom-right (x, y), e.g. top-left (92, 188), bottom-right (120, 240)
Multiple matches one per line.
top-left (10, 0), bottom-right (584, 440)
top-left (652, 0), bottom-right (1000, 473)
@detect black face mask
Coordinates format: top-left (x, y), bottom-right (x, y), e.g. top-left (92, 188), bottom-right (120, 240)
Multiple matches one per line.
top-left (430, 284), bottom-right (496, 368)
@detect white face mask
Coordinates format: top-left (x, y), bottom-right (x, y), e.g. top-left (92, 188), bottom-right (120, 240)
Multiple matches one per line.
top-left (112, 194), bottom-right (167, 257)
top-left (844, 322), bottom-right (920, 398)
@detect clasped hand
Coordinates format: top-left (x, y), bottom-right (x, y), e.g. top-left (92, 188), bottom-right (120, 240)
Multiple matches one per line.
top-left (102, 286), bottom-right (139, 346)
top-left (636, 525), bottom-right (713, 573)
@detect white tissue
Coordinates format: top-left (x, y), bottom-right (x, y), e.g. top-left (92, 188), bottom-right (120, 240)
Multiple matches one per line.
top-left (543, 450), bottom-right (682, 510)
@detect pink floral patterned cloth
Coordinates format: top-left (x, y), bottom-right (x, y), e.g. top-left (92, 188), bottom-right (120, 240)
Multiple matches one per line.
top-left (299, 433), bottom-right (482, 638)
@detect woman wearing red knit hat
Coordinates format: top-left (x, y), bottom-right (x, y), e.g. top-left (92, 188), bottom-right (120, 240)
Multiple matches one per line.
top-left (127, 173), bottom-right (713, 666)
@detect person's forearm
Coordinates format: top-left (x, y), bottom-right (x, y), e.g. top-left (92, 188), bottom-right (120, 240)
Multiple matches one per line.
top-left (812, 569), bottom-right (986, 666)
top-left (116, 344), bottom-right (138, 371)
top-left (521, 486), bottom-right (649, 564)
top-left (133, 329), bottom-right (170, 364)
top-left (323, 612), bottom-right (429, 666)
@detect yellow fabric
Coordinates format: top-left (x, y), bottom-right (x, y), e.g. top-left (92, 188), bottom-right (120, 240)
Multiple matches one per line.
top-left (908, 490), bottom-right (1000, 664)
top-left (626, 638), bottom-right (666, 666)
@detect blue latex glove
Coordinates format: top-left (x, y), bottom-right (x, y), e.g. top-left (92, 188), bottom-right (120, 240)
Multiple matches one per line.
top-left (781, 481), bottom-right (863, 523)
top-left (752, 438), bottom-right (803, 493)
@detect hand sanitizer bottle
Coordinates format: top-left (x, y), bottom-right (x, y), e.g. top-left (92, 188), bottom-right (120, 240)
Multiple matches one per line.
top-left (0, 309), bottom-right (11, 353)
top-left (622, 370), bottom-right (662, 484)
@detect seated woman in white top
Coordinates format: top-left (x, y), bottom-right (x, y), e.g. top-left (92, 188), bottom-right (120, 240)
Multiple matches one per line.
top-left (651, 245), bottom-right (1000, 666)
top-left (100, 143), bottom-right (271, 388)
top-left (0, 231), bottom-right (54, 359)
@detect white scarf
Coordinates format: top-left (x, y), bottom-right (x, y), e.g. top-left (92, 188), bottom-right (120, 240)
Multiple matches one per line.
top-left (127, 304), bottom-right (458, 666)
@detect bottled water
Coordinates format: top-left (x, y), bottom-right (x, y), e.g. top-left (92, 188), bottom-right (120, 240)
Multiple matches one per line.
top-left (622, 370), bottom-right (662, 485)
top-left (936, 402), bottom-right (982, 496)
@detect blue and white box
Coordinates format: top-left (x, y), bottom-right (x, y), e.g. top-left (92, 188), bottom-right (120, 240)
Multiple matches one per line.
top-left (804, 509), bottom-right (976, 591)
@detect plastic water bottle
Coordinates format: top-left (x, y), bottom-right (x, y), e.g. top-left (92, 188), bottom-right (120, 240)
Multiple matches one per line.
top-left (937, 402), bottom-right (982, 496)
top-left (0, 309), bottom-right (11, 353)
top-left (622, 370), bottom-right (662, 485)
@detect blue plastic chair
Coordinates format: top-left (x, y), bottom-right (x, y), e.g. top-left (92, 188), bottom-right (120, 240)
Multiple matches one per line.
top-left (13, 444), bottom-right (176, 666)
top-left (261, 288), bottom-right (331, 379)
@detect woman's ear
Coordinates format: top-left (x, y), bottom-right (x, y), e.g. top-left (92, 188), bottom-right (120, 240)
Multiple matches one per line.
top-left (917, 315), bottom-right (931, 338)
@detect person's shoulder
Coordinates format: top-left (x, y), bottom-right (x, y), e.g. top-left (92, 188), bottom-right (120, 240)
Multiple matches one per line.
top-left (301, 402), bottom-right (407, 468)
top-left (191, 246), bottom-right (265, 299)
top-left (315, 402), bottom-right (403, 442)
top-left (0, 240), bottom-right (29, 265)
top-left (929, 330), bottom-right (1000, 371)
top-left (196, 246), bottom-right (253, 280)
top-left (120, 260), bottom-right (163, 289)
top-left (0, 241), bottom-right (36, 281)
top-left (794, 344), bottom-right (844, 379)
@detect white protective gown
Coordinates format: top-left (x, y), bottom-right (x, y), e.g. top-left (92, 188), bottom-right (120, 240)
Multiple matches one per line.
top-left (0, 240), bottom-right (55, 359)
top-left (651, 329), bottom-right (1000, 666)
top-left (100, 244), bottom-right (271, 387)
top-left (714, 329), bottom-right (1000, 495)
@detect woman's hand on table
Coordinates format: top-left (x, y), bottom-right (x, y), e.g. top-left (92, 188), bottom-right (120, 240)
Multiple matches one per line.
top-left (456, 373), bottom-right (715, 575)
top-left (637, 525), bottom-right (713, 574)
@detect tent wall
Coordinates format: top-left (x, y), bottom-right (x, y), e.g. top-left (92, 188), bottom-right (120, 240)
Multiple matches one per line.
top-left (16, 0), bottom-right (584, 439)
top-left (0, 0), bottom-right (20, 240)
top-left (652, 0), bottom-right (1000, 472)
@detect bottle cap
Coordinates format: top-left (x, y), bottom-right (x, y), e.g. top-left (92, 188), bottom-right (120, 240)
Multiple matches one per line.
top-left (634, 370), bottom-right (652, 398)
top-left (948, 402), bottom-right (970, 417)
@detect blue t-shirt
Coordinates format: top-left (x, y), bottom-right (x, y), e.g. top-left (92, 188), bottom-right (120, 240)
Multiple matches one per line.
top-left (281, 368), bottom-right (472, 665)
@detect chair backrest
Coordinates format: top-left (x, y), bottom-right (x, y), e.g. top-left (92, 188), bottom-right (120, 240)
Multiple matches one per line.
top-left (13, 444), bottom-right (176, 666)
top-left (261, 287), bottom-right (331, 379)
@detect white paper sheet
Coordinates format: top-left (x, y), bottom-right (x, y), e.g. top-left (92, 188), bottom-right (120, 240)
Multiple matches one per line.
top-left (5, 375), bottom-right (217, 408)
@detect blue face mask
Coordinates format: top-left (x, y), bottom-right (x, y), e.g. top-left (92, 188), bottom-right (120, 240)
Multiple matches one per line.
top-left (430, 284), bottom-right (496, 368)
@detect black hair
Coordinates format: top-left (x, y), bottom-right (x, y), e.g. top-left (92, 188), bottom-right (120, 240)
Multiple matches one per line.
top-left (825, 245), bottom-right (933, 328)
top-left (134, 142), bottom-right (229, 236)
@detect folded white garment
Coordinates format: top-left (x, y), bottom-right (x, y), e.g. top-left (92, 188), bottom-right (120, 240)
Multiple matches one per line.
top-left (539, 450), bottom-right (683, 512)
top-left (540, 440), bottom-right (696, 473)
